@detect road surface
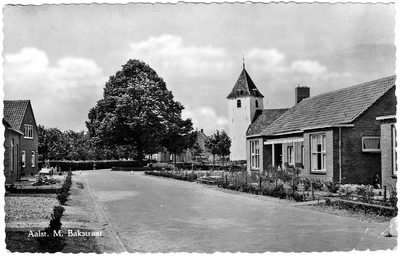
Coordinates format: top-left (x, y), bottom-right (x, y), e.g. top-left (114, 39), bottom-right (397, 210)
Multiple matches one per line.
top-left (79, 170), bottom-right (397, 253)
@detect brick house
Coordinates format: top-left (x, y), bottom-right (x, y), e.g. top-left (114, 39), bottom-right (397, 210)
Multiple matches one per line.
top-left (246, 76), bottom-right (396, 187)
top-left (3, 100), bottom-right (39, 183)
top-left (153, 129), bottom-right (216, 163)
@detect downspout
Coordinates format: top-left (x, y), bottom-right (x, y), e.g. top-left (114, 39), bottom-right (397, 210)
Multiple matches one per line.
top-left (339, 127), bottom-right (342, 183)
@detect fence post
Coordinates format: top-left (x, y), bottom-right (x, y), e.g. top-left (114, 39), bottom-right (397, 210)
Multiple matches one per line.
top-left (259, 177), bottom-right (262, 189)
top-left (225, 174), bottom-right (228, 184)
top-left (311, 183), bottom-right (315, 201)
top-left (384, 186), bottom-right (387, 203)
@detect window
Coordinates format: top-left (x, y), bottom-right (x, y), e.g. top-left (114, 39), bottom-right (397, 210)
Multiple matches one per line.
top-left (237, 100), bottom-right (241, 108)
top-left (287, 146), bottom-right (294, 166)
top-left (393, 126), bottom-right (397, 176)
top-left (31, 151), bottom-right (35, 168)
top-left (362, 137), bottom-right (380, 152)
top-left (11, 139), bottom-right (15, 171)
top-left (22, 151), bottom-right (26, 168)
top-left (24, 124), bottom-right (33, 139)
top-left (301, 145), bottom-right (305, 166)
top-left (255, 100), bottom-right (259, 108)
top-left (311, 134), bottom-right (326, 172)
top-left (250, 140), bottom-right (260, 169)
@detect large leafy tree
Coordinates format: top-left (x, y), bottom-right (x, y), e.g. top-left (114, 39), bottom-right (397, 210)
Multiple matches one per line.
top-left (38, 125), bottom-right (66, 161)
top-left (205, 130), bottom-right (232, 167)
top-left (86, 59), bottom-right (193, 166)
top-left (161, 119), bottom-right (197, 165)
top-left (38, 125), bottom-right (95, 161)
top-left (217, 130), bottom-right (231, 165)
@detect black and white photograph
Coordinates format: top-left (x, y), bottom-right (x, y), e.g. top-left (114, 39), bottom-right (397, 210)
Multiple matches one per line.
top-left (1, 0), bottom-right (398, 254)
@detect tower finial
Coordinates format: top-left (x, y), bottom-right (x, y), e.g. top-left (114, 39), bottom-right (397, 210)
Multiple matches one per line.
top-left (242, 54), bottom-right (245, 69)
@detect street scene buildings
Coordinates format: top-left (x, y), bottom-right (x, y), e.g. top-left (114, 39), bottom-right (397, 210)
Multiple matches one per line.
top-left (2, 1), bottom-right (398, 254)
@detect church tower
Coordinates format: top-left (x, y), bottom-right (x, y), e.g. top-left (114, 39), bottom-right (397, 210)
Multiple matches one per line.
top-left (227, 63), bottom-right (264, 161)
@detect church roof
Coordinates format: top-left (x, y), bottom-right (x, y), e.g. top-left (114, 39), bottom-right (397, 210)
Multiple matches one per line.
top-left (227, 68), bottom-right (264, 99)
top-left (260, 75), bottom-right (396, 136)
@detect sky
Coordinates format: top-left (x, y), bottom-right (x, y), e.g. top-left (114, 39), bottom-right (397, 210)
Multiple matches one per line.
top-left (2, 1), bottom-right (396, 136)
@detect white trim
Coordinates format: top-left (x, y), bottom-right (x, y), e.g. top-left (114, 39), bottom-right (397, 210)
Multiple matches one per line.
top-left (362, 136), bottom-right (381, 152)
top-left (376, 115), bottom-right (396, 121)
top-left (7, 127), bottom-right (24, 135)
top-left (265, 137), bottom-right (304, 145)
top-left (258, 124), bottom-right (354, 137)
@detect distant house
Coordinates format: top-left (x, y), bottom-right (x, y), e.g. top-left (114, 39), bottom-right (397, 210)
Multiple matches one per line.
top-left (246, 76), bottom-right (396, 187)
top-left (3, 100), bottom-right (39, 183)
top-left (152, 129), bottom-right (216, 164)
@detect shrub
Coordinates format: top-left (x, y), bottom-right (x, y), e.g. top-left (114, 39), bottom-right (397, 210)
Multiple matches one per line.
top-left (324, 181), bottom-right (340, 193)
top-left (57, 171), bottom-right (72, 205)
top-left (37, 206), bottom-right (66, 252)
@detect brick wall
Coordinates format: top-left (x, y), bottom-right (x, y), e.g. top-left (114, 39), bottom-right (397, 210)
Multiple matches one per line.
top-left (20, 103), bottom-right (39, 175)
top-left (340, 88), bottom-right (396, 185)
top-left (4, 128), bottom-right (21, 184)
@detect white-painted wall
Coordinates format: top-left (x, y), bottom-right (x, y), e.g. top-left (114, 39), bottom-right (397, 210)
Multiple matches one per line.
top-left (228, 95), bottom-right (263, 161)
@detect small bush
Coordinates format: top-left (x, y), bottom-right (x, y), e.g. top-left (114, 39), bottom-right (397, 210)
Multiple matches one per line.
top-left (37, 206), bottom-right (66, 252)
top-left (57, 171), bottom-right (72, 205)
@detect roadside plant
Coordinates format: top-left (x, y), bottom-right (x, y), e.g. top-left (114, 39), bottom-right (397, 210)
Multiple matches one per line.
top-left (37, 206), bottom-right (66, 252)
top-left (57, 171), bottom-right (72, 205)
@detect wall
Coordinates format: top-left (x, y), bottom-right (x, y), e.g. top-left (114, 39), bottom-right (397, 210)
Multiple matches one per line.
top-left (19, 103), bottom-right (39, 175)
top-left (380, 122), bottom-right (397, 189)
top-left (228, 95), bottom-right (263, 161)
top-left (340, 88), bottom-right (396, 185)
top-left (4, 128), bottom-right (21, 184)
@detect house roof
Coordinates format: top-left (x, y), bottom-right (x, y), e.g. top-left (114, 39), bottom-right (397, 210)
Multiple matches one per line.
top-left (3, 100), bottom-right (31, 131)
top-left (260, 75), bottom-right (396, 136)
top-left (227, 68), bottom-right (264, 99)
top-left (247, 109), bottom-right (289, 136)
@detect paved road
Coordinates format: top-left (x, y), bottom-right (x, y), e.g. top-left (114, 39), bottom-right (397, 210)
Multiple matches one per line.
top-left (80, 170), bottom-right (397, 253)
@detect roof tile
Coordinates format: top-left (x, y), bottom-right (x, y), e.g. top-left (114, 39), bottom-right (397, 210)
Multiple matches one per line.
top-left (3, 100), bottom-right (30, 131)
top-left (261, 75), bottom-right (396, 136)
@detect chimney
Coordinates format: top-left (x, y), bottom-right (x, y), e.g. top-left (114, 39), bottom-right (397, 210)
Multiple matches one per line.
top-left (295, 85), bottom-right (310, 104)
top-left (201, 129), bottom-right (203, 133)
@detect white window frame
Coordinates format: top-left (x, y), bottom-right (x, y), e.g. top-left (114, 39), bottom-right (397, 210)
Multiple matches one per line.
top-left (393, 125), bottom-right (397, 176)
top-left (24, 124), bottom-right (33, 139)
top-left (287, 146), bottom-right (294, 166)
top-left (310, 134), bottom-right (326, 172)
top-left (362, 136), bottom-right (381, 152)
top-left (31, 151), bottom-right (35, 168)
top-left (22, 151), bottom-right (26, 168)
top-left (11, 139), bottom-right (15, 171)
top-left (250, 140), bottom-right (260, 169)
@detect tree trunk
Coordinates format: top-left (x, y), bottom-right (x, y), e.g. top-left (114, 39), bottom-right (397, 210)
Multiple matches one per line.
top-left (137, 143), bottom-right (144, 167)
top-left (213, 154), bottom-right (215, 170)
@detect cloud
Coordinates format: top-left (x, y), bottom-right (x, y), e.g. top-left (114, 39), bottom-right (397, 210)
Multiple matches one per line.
top-left (4, 47), bottom-right (107, 130)
top-left (247, 48), bottom-right (286, 73)
top-left (182, 106), bottom-right (229, 135)
top-left (291, 60), bottom-right (327, 76)
top-left (128, 35), bottom-right (232, 78)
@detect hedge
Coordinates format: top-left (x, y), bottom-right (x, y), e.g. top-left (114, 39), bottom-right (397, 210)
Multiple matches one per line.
top-left (38, 160), bottom-right (149, 171)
